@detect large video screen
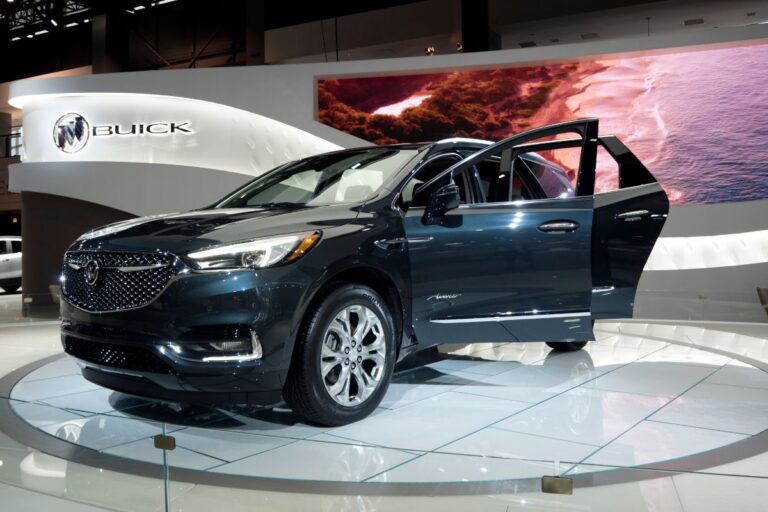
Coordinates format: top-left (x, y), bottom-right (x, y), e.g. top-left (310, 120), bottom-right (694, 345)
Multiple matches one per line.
top-left (317, 40), bottom-right (768, 204)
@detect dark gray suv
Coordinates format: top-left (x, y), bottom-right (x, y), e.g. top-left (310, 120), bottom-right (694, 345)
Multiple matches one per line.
top-left (60, 119), bottom-right (668, 425)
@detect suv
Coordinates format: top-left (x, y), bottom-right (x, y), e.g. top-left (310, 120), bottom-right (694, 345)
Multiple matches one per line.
top-left (0, 236), bottom-right (22, 293)
top-left (60, 119), bottom-right (668, 425)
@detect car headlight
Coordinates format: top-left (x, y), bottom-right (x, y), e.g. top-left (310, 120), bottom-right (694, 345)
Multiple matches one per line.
top-left (186, 231), bottom-right (321, 270)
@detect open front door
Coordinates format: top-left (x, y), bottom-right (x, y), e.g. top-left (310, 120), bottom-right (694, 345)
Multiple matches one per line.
top-left (402, 119), bottom-right (600, 345)
top-left (590, 136), bottom-right (669, 318)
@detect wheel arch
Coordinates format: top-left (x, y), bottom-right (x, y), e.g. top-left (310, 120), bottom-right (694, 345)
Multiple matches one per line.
top-left (285, 263), bottom-right (410, 366)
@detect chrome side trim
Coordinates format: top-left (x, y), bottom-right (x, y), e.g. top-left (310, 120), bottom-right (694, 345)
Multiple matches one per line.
top-left (430, 311), bottom-right (590, 324)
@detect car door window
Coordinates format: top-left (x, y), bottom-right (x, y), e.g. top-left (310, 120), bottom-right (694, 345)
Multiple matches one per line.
top-left (11, 241), bottom-right (21, 253)
top-left (0, 241), bottom-right (8, 255)
top-left (474, 156), bottom-right (539, 202)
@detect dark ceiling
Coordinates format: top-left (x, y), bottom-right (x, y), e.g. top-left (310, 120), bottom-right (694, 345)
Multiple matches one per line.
top-left (0, 0), bottom-right (670, 83)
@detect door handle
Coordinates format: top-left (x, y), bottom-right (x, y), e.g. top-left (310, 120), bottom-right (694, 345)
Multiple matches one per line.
top-left (374, 238), bottom-right (406, 251)
top-left (538, 221), bottom-right (579, 233)
top-left (616, 209), bottom-right (651, 221)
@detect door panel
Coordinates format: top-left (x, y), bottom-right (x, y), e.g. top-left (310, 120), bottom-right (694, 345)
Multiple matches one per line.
top-left (404, 196), bottom-right (594, 344)
top-left (591, 135), bottom-right (670, 318)
top-left (404, 119), bottom-right (602, 345)
top-left (591, 183), bottom-right (669, 318)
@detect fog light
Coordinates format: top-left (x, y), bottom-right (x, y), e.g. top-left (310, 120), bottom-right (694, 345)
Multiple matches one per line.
top-left (164, 330), bottom-right (263, 363)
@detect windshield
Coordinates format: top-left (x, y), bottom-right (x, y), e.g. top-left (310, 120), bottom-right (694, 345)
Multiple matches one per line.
top-left (217, 148), bottom-right (421, 208)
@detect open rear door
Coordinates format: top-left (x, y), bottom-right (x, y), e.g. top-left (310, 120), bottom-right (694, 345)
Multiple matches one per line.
top-left (590, 136), bottom-right (669, 318)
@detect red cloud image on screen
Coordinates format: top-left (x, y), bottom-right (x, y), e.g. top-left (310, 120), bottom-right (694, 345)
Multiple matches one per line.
top-left (317, 41), bottom-right (768, 204)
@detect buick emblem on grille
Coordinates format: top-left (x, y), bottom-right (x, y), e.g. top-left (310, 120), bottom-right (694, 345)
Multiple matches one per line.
top-left (84, 259), bottom-right (100, 286)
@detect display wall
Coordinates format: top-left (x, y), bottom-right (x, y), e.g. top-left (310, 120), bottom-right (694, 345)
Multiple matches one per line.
top-left (8, 24), bottom-right (768, 320)
top-left (318, 39), bottom-right (768, 205)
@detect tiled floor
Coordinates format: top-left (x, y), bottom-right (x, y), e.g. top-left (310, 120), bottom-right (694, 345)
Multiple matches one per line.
top-left (3, 320), bottom-right (766, 488)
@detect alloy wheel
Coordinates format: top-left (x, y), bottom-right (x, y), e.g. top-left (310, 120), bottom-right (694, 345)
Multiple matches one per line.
top-left (320, 304), bottom-right (387, 407)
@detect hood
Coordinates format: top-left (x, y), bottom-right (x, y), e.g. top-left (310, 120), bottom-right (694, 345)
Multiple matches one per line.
top-left (69, 204), bottom-right (361, 254)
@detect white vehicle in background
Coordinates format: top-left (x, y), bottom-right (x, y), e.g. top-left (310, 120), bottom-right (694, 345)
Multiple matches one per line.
top-left (0, 236), bottom-right (21, 293)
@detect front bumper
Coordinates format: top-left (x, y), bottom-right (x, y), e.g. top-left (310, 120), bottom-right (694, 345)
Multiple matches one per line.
top-left (60, 266), bottom-right (314, 405)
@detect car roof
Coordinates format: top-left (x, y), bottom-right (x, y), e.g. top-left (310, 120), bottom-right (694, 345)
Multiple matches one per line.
top-left (334, 137), bottom-right (493, 155)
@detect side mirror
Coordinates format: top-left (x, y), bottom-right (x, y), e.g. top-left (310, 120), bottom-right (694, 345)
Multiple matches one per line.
top-left (423, 184), bottom-right (461, 225)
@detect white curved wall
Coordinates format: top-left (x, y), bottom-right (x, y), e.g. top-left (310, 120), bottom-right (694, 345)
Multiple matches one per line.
top-left (18, 93), bottom-right (340, 175)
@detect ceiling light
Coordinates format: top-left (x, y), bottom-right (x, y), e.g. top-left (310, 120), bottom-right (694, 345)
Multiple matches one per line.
top-left (50, 19), bottom-right (58, 26)
top-left (35, 29), bottom-right (49, 35)
top-left (11, 36), bottom-right (21, 41)
top-left (26, 34), bottom-right (33, 39)
top-left (456, 42), bottom-right (464, 52)
top-left (65, 22), bottom-right (78, 28)
top-left (134, 5), bottom-right (146, 10)
top-left (424, 46), bottom-right (436, 56)
top-left (157, 0), bottom-right (177, 4)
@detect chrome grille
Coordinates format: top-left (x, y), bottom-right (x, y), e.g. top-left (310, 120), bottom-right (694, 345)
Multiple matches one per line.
top-left (62, 251), bottom-right (176, 312)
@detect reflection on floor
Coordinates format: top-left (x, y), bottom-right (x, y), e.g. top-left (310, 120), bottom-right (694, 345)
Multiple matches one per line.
top-left (5, 323), bottom-right (768, 485)
top-left (0, 319), bottom-right (767, 510)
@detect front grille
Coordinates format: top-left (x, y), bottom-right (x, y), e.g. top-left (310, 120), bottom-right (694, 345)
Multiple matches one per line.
top-left (64, 336), bottom-right (174, 374)
top-left (62, 251), bottom-right (176, 312)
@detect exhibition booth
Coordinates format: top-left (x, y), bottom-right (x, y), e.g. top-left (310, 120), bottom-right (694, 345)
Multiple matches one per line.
top-left (0, 18), bottom-right (766, 512)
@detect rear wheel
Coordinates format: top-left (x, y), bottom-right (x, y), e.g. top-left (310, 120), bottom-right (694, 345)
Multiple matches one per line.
top-left (283, 284), bottom-right (396, 426)
top-left (546, 320), bottom-right (594, 352)
top-left (546, 341), bottom-right (588, 352)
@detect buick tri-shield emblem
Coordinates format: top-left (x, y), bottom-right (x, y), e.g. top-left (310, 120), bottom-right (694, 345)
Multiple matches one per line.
top-left (83, 259), bottom-right (100, 286)
top-left (54, 113), bottom-right (90, 153)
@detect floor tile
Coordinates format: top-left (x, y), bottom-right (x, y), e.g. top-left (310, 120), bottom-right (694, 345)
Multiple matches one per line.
top-left (494, 388), bottom-right (670, 447)
top-left (673, 471), bottom-right (768, 512)
top-left (104, 437), bottom-right (223, 470)
top-left (454, 353), bottom-right (603, 404)
top-left (329, 391), bottom-right (529, 451)
top-left (10, 374), bottom-right (100, 402)
top-left (39, 414), bottom-right (172, 451)
top-left (210, 440), bottom-right (416, 481)
top-left (639, 343), bottom-right (732, 366)
top-left (10, 401), bottom-right (90, 428)
top-left (170, 427), bottom-right (294, 461)
top-left (437, 426), bottom-right (598, 464)
top-left (426, 357), bottom-right (522, 376)
top-left (650, 382), bottom-right (768, 435)
top-left (583, 420), bottom-right (747, 469)
top-left (22, 357), bottom-right (81, 382)
top-left (705, 360), bottom-right (768, 390)
top-left (366, 452), bottom-right (553, 482)
top-left (39, 388), bottom-right (122, 415)
top-left (591, 360), bottom-right (717, 397)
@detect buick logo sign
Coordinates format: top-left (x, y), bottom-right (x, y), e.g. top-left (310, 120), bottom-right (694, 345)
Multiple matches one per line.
top-left (54, 113), bottom-right (90, 153)
top-left (83, 259), bottom-right (100, 286)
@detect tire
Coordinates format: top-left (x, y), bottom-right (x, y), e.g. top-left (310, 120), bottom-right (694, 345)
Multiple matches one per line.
top-left (283, 284), bottom-right (397, 426)
top-left (546, 341), bottom-right (588, 352)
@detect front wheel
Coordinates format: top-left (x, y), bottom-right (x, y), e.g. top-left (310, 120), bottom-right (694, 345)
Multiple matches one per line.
top-left (283, 284), bottom-right (396, 426)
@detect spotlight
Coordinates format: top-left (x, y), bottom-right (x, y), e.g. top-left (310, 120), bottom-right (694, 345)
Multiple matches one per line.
top-left (424, 45), bottom-right (436, 56)
top-left (456, 42), bottom-right (464, 53)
